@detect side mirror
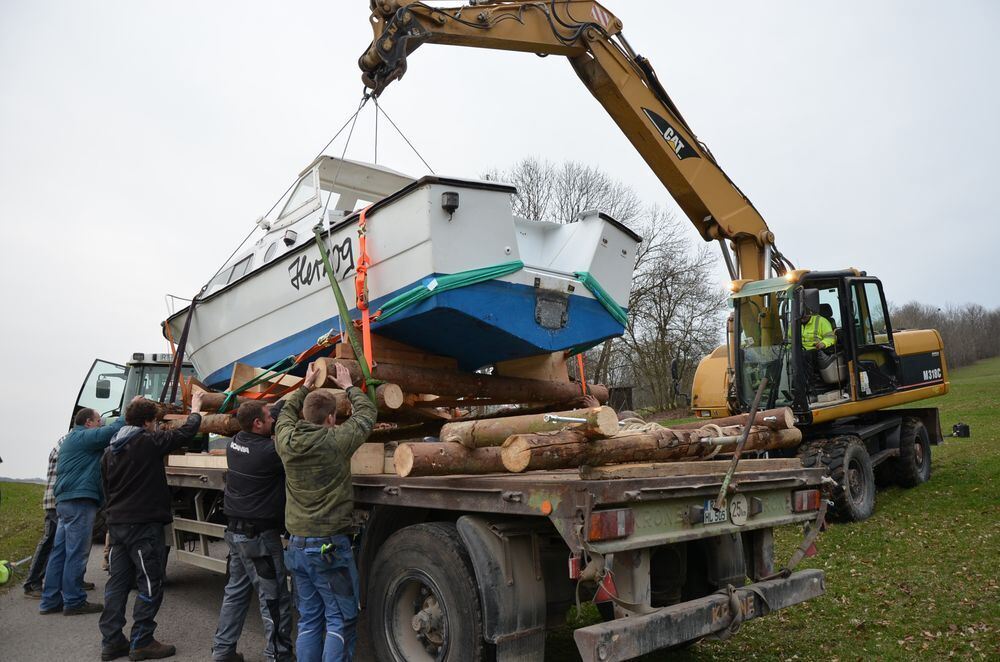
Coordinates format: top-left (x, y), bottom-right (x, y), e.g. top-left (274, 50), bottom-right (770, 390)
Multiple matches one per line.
top-left (95, 378), bottom-right (111, 399)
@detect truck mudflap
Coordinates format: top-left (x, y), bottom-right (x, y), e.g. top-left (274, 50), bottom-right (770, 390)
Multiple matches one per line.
top-left (573, 569), bottom-right (825, 662)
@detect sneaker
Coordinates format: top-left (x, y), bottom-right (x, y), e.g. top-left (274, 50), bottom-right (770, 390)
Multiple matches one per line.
top-left (39, 603), bottom-right (63, 615)
top-left (63, 601), bottom-right (104, 615)
top-left (82, 580), bottom-right (96, 591)
top-left (23, 588), bottom-right (43, 599)
top-left (102, 642), bottom-right (131, 661)
top-left (129, 639), bottom-right (176, 660)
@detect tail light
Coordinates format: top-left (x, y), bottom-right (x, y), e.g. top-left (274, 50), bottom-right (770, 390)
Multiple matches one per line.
top-left (792, 489), bottom-right (822, 512)
top-left (587, 508), bottom-right (634, 542)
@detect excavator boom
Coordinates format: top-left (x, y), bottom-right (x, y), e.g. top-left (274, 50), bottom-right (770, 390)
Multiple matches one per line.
top-left (360, 0), bottom-right (788, 281)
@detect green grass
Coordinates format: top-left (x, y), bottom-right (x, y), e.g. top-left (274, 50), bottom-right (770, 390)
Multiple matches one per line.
top-left (548, 356), bottom-right (1000, 660)
top-left (0, 482), bottom-right (45, 590)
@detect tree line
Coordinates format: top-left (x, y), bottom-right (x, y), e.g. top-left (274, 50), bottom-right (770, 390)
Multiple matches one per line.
top-left (892, 302), bottom-right (1000, 370)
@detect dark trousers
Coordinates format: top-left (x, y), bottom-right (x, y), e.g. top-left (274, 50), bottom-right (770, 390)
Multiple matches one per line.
top-left (212, 529), bottom-right (293, 661)
top-left (99, 523), bottom-right (166, 651)
top-left (23, 508), bottom-right (58, 592)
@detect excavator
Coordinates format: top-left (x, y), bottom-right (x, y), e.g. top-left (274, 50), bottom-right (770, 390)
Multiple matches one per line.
top-left (359, 0), bottom-right (948, 522)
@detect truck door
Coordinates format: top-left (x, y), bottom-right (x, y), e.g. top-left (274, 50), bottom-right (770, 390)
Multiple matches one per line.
top-left (71, 359), bottom-right (127, 428)
top-left (847, 279), bottom-right (899, 397)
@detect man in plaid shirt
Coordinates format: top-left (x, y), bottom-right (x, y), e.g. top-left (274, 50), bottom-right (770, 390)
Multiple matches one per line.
top-left (22, 434), bottom-right (94, 598)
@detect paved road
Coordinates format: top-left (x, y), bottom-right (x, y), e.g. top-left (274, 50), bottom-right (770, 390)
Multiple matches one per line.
top-left (1, 542), bottom-right (269, 661)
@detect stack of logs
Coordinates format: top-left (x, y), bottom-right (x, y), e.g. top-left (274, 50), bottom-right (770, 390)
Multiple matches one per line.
top-left (396, 406), bottom-right (800, 477)
top-left (161, 345), bottom-right (801, 478)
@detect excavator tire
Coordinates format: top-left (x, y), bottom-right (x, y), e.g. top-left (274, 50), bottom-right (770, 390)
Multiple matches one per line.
top-left (798, 436), bottom-right (875, 522)
top-left (892, 417), bottom-right (932, 487)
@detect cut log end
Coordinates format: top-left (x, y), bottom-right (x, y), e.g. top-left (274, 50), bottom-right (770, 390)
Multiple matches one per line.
top-left (395, 443), bottom-right (415, 478)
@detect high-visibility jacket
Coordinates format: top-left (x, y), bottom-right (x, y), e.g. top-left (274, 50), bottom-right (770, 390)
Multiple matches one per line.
top-left (801, 314), bottom-right (836, 350)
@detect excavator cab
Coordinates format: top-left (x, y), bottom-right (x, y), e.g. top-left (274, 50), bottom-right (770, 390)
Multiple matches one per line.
top-left (732, 271), bottom-right (902, 422)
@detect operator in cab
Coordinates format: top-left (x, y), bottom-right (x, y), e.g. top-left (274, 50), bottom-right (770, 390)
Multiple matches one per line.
top-left (275, 362), bottom-right (377, 662)
top-left (801, 308), bottom-right (836, 384)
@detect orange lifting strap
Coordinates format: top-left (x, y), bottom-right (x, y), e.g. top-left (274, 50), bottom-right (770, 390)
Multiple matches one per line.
top-left (577, 354), bottom-right (588, 396)
top-left (355, 206), bottom-right (375, 382)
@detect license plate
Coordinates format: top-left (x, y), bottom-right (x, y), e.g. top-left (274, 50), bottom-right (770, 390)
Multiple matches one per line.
top-left (703, 500), bottom-right (728, 524)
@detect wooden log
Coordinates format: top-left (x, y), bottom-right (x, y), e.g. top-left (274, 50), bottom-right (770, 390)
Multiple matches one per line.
top-left (164, 413), bottom-right (240, 436)
top-left (311, 357), bottom-right (608, 405)
top-left (394, 442), bottom-right (506, 477)
top-left (440, 407), bottom-right (619, 449)
top-left (579, 457), bottom-right (805, 480)
top-left (196, 390), bottom-right (253, 413)
top-left (501, 425), bottom-right (801, 473)
top-left (670, 407), bottom-right (795, 431)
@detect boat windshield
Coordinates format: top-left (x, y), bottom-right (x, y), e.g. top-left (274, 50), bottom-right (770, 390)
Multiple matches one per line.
top-left (735, 288), bottom-right (795, 408)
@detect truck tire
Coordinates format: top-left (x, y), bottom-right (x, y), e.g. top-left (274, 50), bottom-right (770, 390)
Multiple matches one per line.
top-left (893, 418), bottom-right (932, 487)
top-left (798, 436), bottom-right (875, 522)
top-left (368, 522), bottom-right (485, 662)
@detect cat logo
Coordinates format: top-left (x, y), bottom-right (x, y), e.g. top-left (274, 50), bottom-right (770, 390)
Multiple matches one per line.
top-left (642, 108), bottom-right (700, 160)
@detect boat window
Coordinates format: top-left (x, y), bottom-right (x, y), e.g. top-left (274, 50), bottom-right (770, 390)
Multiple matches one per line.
top-left (280, 172), bottom-right (317, 218)
top-left (263, 242), bottom-right (278, 263)
top-left (228, 255), bottom-right (254, 283)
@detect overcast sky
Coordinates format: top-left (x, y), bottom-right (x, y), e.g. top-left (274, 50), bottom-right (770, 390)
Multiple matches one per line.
top-left (1, 1), bottom-right (997, 479)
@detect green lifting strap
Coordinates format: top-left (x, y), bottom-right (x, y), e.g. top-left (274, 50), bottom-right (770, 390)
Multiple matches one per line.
top-left (573, 271), bottom-right (629, 327)
top-left (313, 226), bottom-right (379, 403)
top-left (376, 260), bottom-right (525, 321)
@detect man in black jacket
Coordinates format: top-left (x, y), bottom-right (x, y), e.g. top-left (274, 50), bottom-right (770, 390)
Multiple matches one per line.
top-left (211, 400), bottom-right (292, 662)
top-left (98, 394), bottom-right (203, 661)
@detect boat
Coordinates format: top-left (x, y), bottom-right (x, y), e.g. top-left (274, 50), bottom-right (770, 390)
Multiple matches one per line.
top-left (165, 157), bottom-right (641, 389)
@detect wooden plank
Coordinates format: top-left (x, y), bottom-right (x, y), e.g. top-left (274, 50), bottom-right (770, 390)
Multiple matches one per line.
top-left (168, 445), bottom-right (389, 475)
top-left (350, 442), bottom-right (386, 475)
top-left (166, 453), bottom-right (228, 469)
top-left (579, 458), bottom-right (805, 480)
top-left (334, 342), bottom-right (458, 370)
top-left (229, 362), bottom-right (300, 394)
top-left (494, 352), bottom-right (570, 382)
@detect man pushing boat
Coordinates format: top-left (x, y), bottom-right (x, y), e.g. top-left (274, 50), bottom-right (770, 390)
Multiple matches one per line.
top-left (275, 362), bottom-right (377, 662)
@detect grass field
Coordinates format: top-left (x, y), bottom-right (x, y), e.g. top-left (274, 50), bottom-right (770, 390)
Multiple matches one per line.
top-left (1, 359), bottom-right (997, 656)
top-left (548, 357), bottom-right (1000, 660)
top-left (0, 481), bottom-right (44, 587)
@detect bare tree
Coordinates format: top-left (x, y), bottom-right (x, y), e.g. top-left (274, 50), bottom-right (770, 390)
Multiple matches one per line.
top-left (487, 158), bottom-right (727, 411)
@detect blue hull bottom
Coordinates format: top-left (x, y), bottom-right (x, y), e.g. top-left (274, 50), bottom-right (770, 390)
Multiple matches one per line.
top-left (203, 277), bottom-right (623, 388)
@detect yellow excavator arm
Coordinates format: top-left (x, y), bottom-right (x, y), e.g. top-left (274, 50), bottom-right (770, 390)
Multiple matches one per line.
top-left (359, 0), bottom-right (791, 281)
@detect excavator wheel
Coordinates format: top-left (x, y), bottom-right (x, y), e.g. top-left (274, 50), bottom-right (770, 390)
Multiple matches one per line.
top-left (891, 417), bottom-right (932, 487)
top-left (798, 436), bottom-right (875, 522)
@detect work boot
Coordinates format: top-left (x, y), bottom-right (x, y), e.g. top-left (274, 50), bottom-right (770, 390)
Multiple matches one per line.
top-left (39, 603), bottom-right (63, 615)
top-left (23, 587), bottom-right (43, 599)
top-left (82, 580), bottom-right (96, 591)
top-left (101, 642), bottom-right (131, 661)
top-left (129, 639), bottom-right (176, 660)
top-left (63, 601), bottom-right (103, 615)
top-left (214, 653), bottom-right (244, 662)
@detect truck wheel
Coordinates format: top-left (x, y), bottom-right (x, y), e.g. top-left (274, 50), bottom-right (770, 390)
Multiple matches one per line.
top-left (799, 436), bottom-right (875, 522)
top-left (368, 522), bottom-right (485, 662)
top-left (894, 418), bottom-right (932, 487)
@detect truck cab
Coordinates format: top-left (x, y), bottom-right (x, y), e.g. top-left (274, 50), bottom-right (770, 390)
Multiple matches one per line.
top-left (71, 353), bottom-right (195, 427)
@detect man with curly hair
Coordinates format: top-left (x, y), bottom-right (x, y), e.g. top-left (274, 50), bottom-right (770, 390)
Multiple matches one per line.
top-left (98, 393), bottom-right (203, 661)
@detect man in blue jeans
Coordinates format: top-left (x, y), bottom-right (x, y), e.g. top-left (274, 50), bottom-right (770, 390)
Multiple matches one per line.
top-left (39, 405), bottom-right (130, 616)
top-left (275, 362), bottom-right (376, 662)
